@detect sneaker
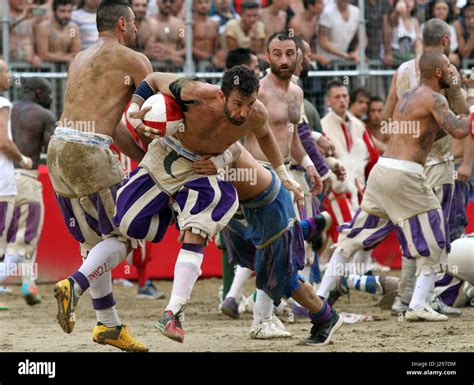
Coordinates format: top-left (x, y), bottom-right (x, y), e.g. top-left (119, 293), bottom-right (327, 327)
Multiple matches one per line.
top-left (327, 276), bottom-right (350, 306)
top-left (391, 296), bottom-right (409, 316)
top-left (221, 296), bottom-right (239, 319)
top-left (301, 308), bottom-right (343, 346)
top-left (453, 281), bottom-right (473, 308)
top-left (429, 297), bottom-right (462, 317)
top-left (155, 308), bottom-right (185, 343)
top-left (405, 305), bottom-right (449, 322)
top-left (54, 278), bottom-right (80, 334)
top-left (92, 323), bottom-right (149, 352)
top-left (21, 283), bottom-right (41, 306)
top-left (249, 314), bottom-right (292, 339)
top-left (137, 280), bottom-right (165, 300)
top-left (0, 286), bottom-right (12, 295)
top-left (0, 302), bottom-right (8, 310)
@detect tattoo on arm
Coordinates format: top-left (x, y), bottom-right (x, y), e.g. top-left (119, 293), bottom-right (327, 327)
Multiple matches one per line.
top-left (432, 93), bottom-right (470, 139)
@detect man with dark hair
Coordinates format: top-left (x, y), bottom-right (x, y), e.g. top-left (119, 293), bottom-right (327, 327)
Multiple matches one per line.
top-left (35, 0), bottom-right (81, 63)
top-left (113, 65), bottom-right (308, 343)
top-left (225, 48), bottom-right (260, 77)
top-left (383, 18), bottom-right (470, 317)
top-left (260, 0), bottom-right (288, 40)
top-left (2, 78), bottom-right (56, 306)
top-left (349, 87), bottom-right (371, 121)
top-left (365, 96), bottom-right (388, 153)
top-left (130, 0), bottom-right (158, 54)
top-left (49, 0), bottom-right (152, 352)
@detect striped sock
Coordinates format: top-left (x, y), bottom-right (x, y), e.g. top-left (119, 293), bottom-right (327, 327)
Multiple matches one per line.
top-left (309, 301), bottom-right (333, 325)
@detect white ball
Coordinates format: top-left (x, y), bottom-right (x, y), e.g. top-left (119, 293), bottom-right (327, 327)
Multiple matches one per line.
top-left (142, 93), bottom-right (184, 136)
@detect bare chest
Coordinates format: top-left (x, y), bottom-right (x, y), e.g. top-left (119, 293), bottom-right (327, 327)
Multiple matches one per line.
top-left (156, 23), bottom-right (181, 44)
top-left (265, 92), bottom-right (300, 127)
top-left (50, 26), bottom-right (72, 51)
top-left (193, 21), bottom-right (216, 41)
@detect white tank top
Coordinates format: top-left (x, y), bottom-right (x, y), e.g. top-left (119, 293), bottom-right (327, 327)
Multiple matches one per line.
top-left (392, 17), bottom-right (418, 51)
top-left (0, 96), bottom-right (16, 196)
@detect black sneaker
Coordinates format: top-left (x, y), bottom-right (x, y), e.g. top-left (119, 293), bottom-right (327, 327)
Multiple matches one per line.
top-left (327, 277), bottom-right (349, 306)
top-left (301, 308), bottom-right (343, 346)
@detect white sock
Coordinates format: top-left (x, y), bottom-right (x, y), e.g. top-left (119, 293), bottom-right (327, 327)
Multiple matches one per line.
top-left (78, 237), bottom-right (127, 284)
top-left (253, 289), bottom-right (273, 323)
top-left (352, 249), bottom-right (371, 274)
top-left (165, 245), bottom-right (204, 315)
top-left (89, 271), bottom-right (121, 327)
top-left (0, 251), bottom-right (23, 282)
top-left (226, 265), bottom-right (253, 301)
top-left (96, 306), bottom-right (121, 327)
top-left (409, 269), bottom-right (436, 311)
top-left (317, 250), bottom-right (347, 299)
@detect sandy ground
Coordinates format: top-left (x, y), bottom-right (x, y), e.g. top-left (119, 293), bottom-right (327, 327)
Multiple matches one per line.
top-left (0, 277), bottom-right (473, 352)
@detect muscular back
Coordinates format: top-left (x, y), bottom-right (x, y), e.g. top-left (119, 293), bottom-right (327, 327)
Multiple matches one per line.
top-left (11, 100), bottom-right (56, 169)
top-left (60, 39), bottom-right (151, 137)
top-left (385, 85), bottom-right (451, 165)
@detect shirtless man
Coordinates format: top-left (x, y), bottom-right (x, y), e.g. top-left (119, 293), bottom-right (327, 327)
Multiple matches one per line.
top-left (130, 0), bottom-right (158, 54)
top-left (318, 51), bottom-right (473, 322)
top-left (192, 0), bottom-right (220, 68)
top-left (382, 18), bottom-right (472, 317)
top-left (260, 0), bottom-right (288, 39)
top-left (3, 78), bottom-right (55, 306)
top-left (145, 0), bottom-right (185, 68)
top-left (35, 0), bottom-right (81, 64)
top-left (288, 0), bottom-right (323, 49)
top-left (48, 0), bottom-right (152, 352)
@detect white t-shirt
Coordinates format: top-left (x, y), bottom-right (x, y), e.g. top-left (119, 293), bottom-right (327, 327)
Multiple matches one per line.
top-left (318, 3), bottom-right (360, 61)
top-left (0, 97), bottom-right (16, 196)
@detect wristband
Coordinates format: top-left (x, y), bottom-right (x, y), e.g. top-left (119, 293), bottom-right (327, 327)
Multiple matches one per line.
top-left (133, 80), bottom-right (155, 101)
top-left (301, 154), bottom-right (314, 170)
top-left (311, 131), bottom-right (322, 141)
top-left (210, 150), bottom-right (233, 171)
top-left (19, 155), bottom-right (29, 168)
top-left (275, 164), bottom-right (291, 181)
top-left (125, 102), bottom-right (142, 130)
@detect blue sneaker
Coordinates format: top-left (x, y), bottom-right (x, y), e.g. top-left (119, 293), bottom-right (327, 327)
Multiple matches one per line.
top-left (221, 296), bottom-right (239, 319)
top-left (21, 283), bottom-right (41, 306)
top-left (137, 280), bottom-right (165, 299)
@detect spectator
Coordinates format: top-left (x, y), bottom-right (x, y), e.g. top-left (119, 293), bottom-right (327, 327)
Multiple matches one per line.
top-left (211, 0), bottom-right (240, 35)
top-left (288, 0), bottom-right (330, 67)
top-left (424, 0), bottom-right (460, 66)
top-left (384, 0), bottom-right (422, 66)
top-left (225, 47), bottom-right (261, 76)
top-left (145, 0), bottom-right (186, 68)
top-left (233, 0), bottom-right (268, 15)
top-left (192, 0), bottom-right (221, 69)
top-left (8, 0), bottom-right (42, 67)
top-left (131, 0), bottom-right (158, 53)
top-left (318, 0), bottom-right (360, 66)
top-left (349, 88), bottom-right (371, 121)
top-left (454, 0), bottom-right (474, 60)
top-left (35, 0), bottom-right (81, 64)
top-left (365, 96), bottom-right (389, 154)
top-left (289, 0), bottom-right (305, 15)
top-left (71, 0), bottom-right (100, 50)
top-left (260, 0), bottom-right (289, 39)
top-left (364, 0), bottom-right (392, 61)
top-left (224, 2), bottom-right (266, 59)
top-left (172, 0), bottom-right (184, 18)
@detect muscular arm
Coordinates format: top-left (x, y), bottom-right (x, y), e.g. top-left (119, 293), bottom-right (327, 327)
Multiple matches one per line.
top-left (382, 71), bottom-right (398, 121)
top-left (113, 121), bottom-right (146, 163)
top-left (41, 109), bottom-right (56, 152)
top-left (431, 94), bottom-right (471, 139)
top-left (446, 66), bottom-right (470, 115)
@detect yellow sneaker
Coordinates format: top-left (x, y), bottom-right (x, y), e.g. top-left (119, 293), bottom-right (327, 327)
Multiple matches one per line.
top-left (53, 278), bottom-right (80, 334)
top-left (92, 323), bottom-right (149, 352)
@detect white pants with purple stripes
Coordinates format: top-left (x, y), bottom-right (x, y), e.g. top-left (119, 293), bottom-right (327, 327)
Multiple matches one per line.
top-left (336, 158), bottom-right (449, 276)
top-left (0, 196), bottom-right (15, 257)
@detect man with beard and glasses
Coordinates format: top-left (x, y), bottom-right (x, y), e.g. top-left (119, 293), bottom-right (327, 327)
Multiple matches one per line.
top-left (1, 78), bottom-right (55, 306)
top-left (48, 0), bottom-right (152, 352)
top-left (318, 51), bottom-right (473, 323)
top-left (35, 0), bottom-right (81, 64)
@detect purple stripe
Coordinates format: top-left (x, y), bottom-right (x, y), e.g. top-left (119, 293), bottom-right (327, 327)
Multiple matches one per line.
top-left (312, 200), bottom-right (320, 216)
top-left (309, 301), bottom-right (332, 325)
top-left (435, 273), bottom-right (453, 288)
top-left (24, 203), bottom-right (42, 243)
top-left (346, 213), bottom-right (380, 239)
top-left (438, 281), bottom-right (463, 307)
top-left (427, 209), bottom-right (446, 249)
top-left (71, 271), bottom-right (90, 292)
top-left (187, 178), bottom-right (215, 215)
top-left (55, 195), bottom-right (85, 243)
top-left (182, 243), bottom-right (204, 253)
top-left (408, 216), bottom-right (430, 256)
top-left (337, 208), bottom-right (361, 233)
top-left (91, 292), bottom-right (116, 310)
top-left (0, 201), bottom-right (8, 236)
top-left (6, 206), bottom-right (21, 243)
top-left (362, 220), bottom-right (394, 249)
top-left (394, 226), bottom-right (412, 258)
top-left (212, 182), bottom-right (237, 222)
top-left (88, 193), bottom-right (113, 236)
top-left (441, 184), bottom-right (453, 252)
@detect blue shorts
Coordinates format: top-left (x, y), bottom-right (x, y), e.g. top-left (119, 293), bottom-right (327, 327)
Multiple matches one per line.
top-left (223, 171), bottom-right (305, 303)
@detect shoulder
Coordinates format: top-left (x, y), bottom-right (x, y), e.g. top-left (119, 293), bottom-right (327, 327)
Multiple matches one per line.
top-left (250, 100), bottom-right (268, 125)
top-left (290, 82), bottom-right (303, 99)
top-left (37, 19), bottom-right (51, 30)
